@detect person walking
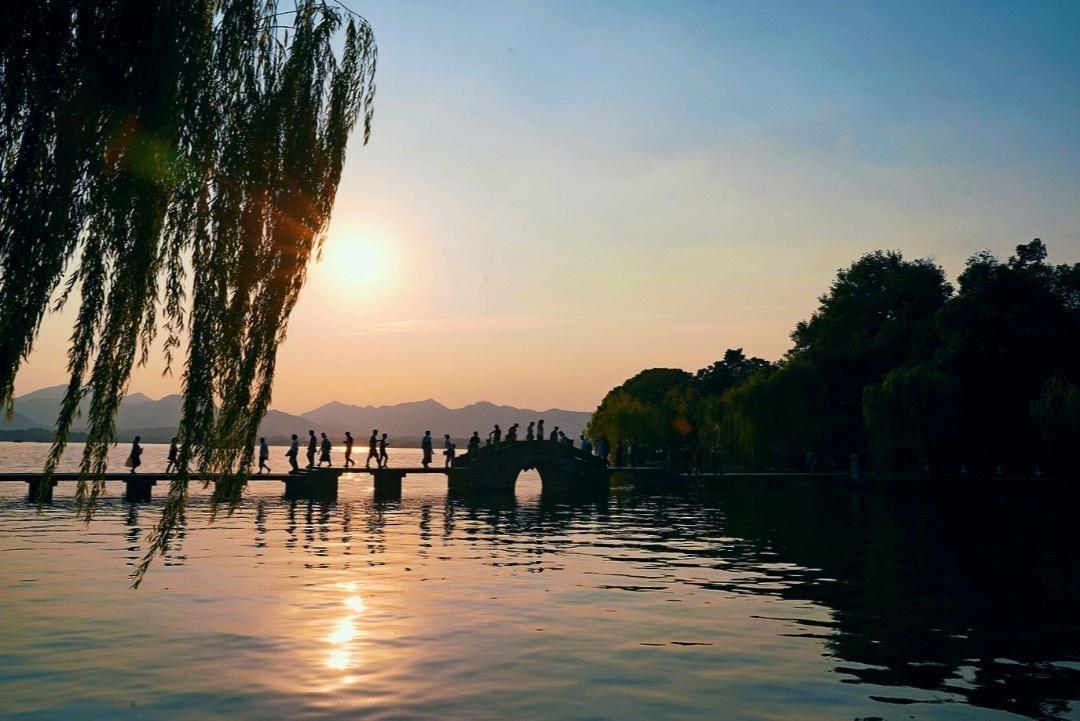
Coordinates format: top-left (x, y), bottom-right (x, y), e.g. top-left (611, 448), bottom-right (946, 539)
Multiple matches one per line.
top-left (580, 434), bottom-right (592, 454)
top-left (468, 431), bottom-right (481, 454)
top-left (165, 436), bottom-right (179, 474)
top-left (421, 431), bottom-right (434, 468)
top-left (536, 419), bottom-right (544, 443)
top-left (446, 442), bottom-right (456, 467)
top-left (286, 433), bottom-right (300, 473)
top-left (125, 436), bottom-right (143, 474)
top-left (258, 437), bottom-right (271, 474)
top-left (549, 426), bottom-right (559, 442)
top-left (443, 434), bottom-right (454, 467)
top-left (506, 423), bottom-right (518, 442)
top-left (378, 433), bottom-right (389, 468)
top-left (489, 424), bottom-right (502, 445)
top-left (525, 421), bottom-right (535, 441)
top-left (318, 432), bottom-right (332, 467)
top-left (366, 430), bottom-right (379, 468)
top-left (344, 431), bottom-right (355, 468)
top-left (306, 430), bottom-right (317, 469)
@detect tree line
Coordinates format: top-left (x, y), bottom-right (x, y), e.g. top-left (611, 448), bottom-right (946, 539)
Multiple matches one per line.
top-left (587, 239), bottom-right (1080, 477)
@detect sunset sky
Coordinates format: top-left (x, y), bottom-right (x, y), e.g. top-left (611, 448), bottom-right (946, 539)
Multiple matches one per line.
top-left (14, 0), bottom-right (1080, 414)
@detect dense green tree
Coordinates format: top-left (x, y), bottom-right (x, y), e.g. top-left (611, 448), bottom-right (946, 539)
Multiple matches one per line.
top-left (790, 251), bottom-right (952, 457)
top-left (1031, 373), bottom-right (1080, 473)
top-left (589, 240), bottom-right (1080, 477)
top-left (936, 240), bottom-right (1080, 472)
top-left (692, 349), bottom-right (772, 462)
top-left (695, 348), bottom-right (772, 397)
top-left (863, 364), bottom-right (958, 472)
top-left (720, 358), bottom-right (828, 468)
top-left (587, 368), bottom-right (695, 452)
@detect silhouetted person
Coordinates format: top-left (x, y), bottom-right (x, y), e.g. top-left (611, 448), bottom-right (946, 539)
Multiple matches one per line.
top-left (366, 430), bottom-right (379, 468)
top-left (258, 437), bottom-right (271, 474)
top-left (318, 432), bottom-right (332, 467)
top-left (443, 434), bottom-right (454, 467)
top-left (580, 434), bottom-right (592, 453)
top-left (559, 430), bottom-right (572, 447)
top-left (125, 436), bottom-right (143, 474)
top-left (165, 436), bottom-right (179, 474)
top-left (306, 430), bottom-right (317, 469)
top-left (446, 442), bottom-right (456, 467)
top-left (525, 421), bottom-right (535, 441)
top-left (506, 423), bottom-right (518, 442)
top-left (536, 419), bottom-right (544, 442)
top-left (489, 424), bottom-right (502, 444)
top-left (286, 434), bottom-right (300, 473)
top-left (379, 433), bottom-right (389, 467)
top-left (468, 431), bottom-right (481, 454)
top-left (344, 431), bottom-right (355, 467)
top-left (595, 436), bottom-right (609, 463)
top-left (421, 431), bottom-right (434, 468)
top-left (549, 426), bottom-right (559, 442)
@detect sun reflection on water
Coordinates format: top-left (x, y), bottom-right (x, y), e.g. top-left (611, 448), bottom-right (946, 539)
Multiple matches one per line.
top-left (329, 617), bottom-right (357, 645)
top-left (325, 582), bottom-right (366, 674)
top-left (326, 648), bottom-right (351, 671)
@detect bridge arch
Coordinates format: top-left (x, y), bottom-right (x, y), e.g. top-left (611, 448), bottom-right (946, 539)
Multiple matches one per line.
top-left (449, 440), bottom-right (608, 491)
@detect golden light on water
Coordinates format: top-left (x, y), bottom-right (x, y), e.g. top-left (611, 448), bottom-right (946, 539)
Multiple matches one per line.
top-left (329, 617), bottom-right (358, 645)
top-left (326, 649), bottom-right (351, 671)
top-left (324, 582), bottom-right (366, 673)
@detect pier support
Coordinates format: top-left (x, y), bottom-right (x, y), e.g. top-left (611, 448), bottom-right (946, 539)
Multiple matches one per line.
top-left (25, 478), bottom-right (57, 503)
top-left (372, 469), bottom-right (404, 501)
top-left (284, 472), bottom-right (338, 501)
top-left (125, 477), bottom-right (156, 502)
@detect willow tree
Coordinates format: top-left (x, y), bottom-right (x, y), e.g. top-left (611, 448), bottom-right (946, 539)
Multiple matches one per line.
top-left (0, 0), bottom-right (376, 582)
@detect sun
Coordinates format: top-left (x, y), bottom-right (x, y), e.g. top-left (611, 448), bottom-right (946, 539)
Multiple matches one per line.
top-left (318, 232), bottom-right (395, 294)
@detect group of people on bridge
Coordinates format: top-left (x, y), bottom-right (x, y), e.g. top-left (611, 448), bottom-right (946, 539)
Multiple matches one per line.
top-left (123, 421), bottom-right (611, 476)
top-left (275, 430), bottom-right (391, 474)
top-left (264, 419), bottom-right (611, 473)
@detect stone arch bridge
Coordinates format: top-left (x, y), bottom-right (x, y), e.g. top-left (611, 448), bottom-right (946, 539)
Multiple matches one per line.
top-left (449, 440), bottom-right (609, 491)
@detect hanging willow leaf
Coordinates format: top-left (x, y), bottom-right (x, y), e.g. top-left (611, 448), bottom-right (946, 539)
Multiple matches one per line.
top-left (0, 0), bottom-right (376, 585)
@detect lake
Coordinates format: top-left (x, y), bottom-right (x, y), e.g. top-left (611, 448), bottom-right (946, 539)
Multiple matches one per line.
top-left (1, 442), bottom-right (1079, 720)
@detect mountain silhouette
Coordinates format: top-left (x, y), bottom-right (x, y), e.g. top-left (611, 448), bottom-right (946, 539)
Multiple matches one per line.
top-left (302, 399), bottom-right (590, 441)
top-left (0, 410), bottom-right (41, 431)
top-left (4, 386), bottom-right (591, 444)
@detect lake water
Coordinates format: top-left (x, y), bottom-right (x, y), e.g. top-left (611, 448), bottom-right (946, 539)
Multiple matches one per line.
top-left (2, 442), bottom-right (1079, 720)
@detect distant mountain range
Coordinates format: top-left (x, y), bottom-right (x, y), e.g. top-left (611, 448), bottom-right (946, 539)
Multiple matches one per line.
top-left (1, 385), bottom-right (592, 445)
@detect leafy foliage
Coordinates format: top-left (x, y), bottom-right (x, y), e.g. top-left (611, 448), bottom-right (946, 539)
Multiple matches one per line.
top-left (589, 240), bottom-right (1080, 477)
top-left (0, 0), bottom-right (376, 583)
top-left (936, 240), bottom-right (1080, 470)
top-left (587, 368), bottom-right (695, 450)
top-left (863, 364), bottom-right (957, 471)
